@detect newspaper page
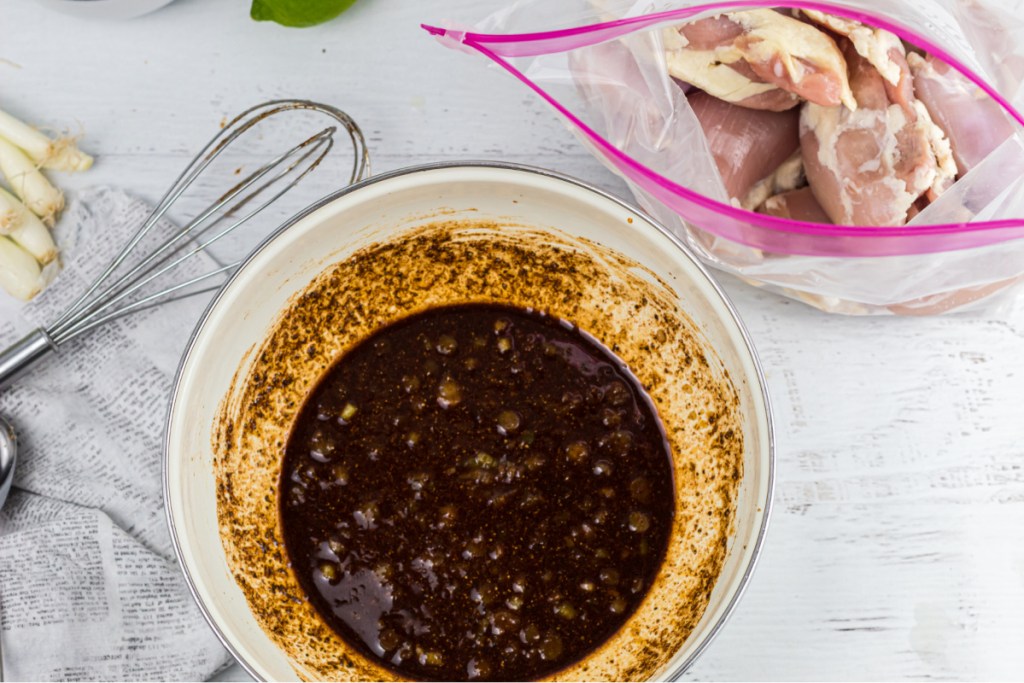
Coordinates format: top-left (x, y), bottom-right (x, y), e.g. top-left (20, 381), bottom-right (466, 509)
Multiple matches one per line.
top-left (0, 188), bottom-right (233, 679)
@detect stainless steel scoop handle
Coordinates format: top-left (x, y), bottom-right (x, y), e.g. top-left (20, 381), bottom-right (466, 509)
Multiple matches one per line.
top-left (0, 415), bottom-right (15, 505)
top-left (0, 330), bottom-right (56, 391)
top-left (0, 338), bottom-right (45, 677)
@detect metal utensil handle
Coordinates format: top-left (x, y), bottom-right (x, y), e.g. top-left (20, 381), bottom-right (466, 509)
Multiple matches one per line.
top-left (0, 330), bottom-right (56, 390)
top-left (0, 415), bottom-right (15, 508)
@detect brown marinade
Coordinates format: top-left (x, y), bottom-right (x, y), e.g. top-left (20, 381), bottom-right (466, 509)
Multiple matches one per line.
top-left (280, 303), bottom-right (675, 681)
top-left (215, 220), bottom-right (745, 681)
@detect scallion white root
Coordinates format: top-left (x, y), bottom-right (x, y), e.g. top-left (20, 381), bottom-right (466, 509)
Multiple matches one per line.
top-left (0, 235), bottom-right (42, 301)
top-left (0, 187), bottom-right (58, 264)
top-left (0, 107), bottom-right (93, 172)
top-left (0, 136), bottom-right (64, 225)
top-left (0, 193), bottom-right (16, 234)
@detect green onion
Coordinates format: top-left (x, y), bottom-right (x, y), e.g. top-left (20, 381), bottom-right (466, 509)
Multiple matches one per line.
top-left (0, 187), bottom-right (57, 264)
top-left (0, 107), bottom-right (92, 172)
top-left (0, 137), bottom-right (63, 225)
top-left (0, 235), bottom-right (42, 301)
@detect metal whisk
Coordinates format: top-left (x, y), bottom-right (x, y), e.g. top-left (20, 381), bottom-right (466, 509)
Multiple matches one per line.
top-left (0, 99), bottom-right (370, 510)
top-left (0, 99), bottom-right (369, 388)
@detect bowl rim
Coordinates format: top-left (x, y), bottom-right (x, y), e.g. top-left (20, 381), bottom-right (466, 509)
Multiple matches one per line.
top-left (162, 160), bottom-right (776, 682)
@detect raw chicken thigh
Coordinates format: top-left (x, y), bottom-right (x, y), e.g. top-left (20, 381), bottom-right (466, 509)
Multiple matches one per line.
top-left (800, 39), bottom-right (956, 226)
top-left (801, 10), bottom-right (906, 87)
top-left (663, 7), bottom-right (1012, 226)
top-left (908, 52), bottom-right (1016, 175)
top-left (762, 186), bottom-right (832, 223)
top-left (665, 9), bottom-right (855, 111)
top-left (687, 90), bottom-right (801, 206)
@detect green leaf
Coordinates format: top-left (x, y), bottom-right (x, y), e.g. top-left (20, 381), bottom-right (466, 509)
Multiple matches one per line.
top-left (250, 0), bottom-right (358, 28)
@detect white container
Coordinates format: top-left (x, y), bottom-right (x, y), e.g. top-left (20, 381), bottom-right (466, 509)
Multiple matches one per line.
top-left (36, 0), bottom-right (175, 20)
top-left (163, 163), bottom-right (775, 681)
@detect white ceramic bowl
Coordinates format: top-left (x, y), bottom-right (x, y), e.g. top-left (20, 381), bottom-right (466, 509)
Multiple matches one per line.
top-left (37, 0), bottom-right (175, 20)
top-left (164, 163), bottom-right (774, 681)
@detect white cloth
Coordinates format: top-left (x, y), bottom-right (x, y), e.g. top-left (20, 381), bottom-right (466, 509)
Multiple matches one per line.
top-left (0, 188), bottom-right (233, 680)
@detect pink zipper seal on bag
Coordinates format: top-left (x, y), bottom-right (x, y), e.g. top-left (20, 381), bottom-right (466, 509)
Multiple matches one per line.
top-left (424, 1), bottom-right (1024, 258)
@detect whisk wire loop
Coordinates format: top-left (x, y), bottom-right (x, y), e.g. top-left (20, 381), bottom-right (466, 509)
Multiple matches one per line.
top-left (0, 99), bottom-right (371, 390)
top-left (49, 126), bottom-right (336, 343)
top-left (49, 100), bottom-right (367, 334)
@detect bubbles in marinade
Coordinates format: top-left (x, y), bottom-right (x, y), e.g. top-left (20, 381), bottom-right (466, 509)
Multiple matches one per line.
top-left (280, 303), bottom-right (675, 682)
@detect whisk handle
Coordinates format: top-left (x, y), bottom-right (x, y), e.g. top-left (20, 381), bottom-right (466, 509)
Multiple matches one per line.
top-left (0, 329), bottom-right (56, 390)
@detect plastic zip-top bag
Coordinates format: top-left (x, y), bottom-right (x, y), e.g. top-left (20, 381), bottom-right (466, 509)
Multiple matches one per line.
top-left (425, 0), bottom-right (1024, 314)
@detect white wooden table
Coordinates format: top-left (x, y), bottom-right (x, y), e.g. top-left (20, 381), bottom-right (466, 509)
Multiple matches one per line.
top-left (4, 0), bottom-right (1024, 679)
